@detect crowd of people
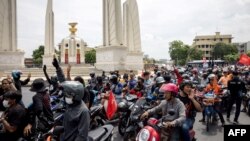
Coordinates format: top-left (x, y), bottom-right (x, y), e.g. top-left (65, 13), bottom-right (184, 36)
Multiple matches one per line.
top-left (0, 57), bottom-right (249, 141)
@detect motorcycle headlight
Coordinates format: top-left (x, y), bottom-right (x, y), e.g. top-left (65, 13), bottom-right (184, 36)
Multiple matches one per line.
top-left (137, 129), bottom-right (150, 141)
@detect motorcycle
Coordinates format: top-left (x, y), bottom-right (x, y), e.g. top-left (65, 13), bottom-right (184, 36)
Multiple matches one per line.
top-left (118, 93), bottom-right (138, 136)
top-left (44, 124), bottom-right (114, 141)
top-left (136, 109), bottom-right (196, 141)
top-left (243, 92), bottom-right (250, 116)
top-left (122, 97), bottom-right (153, 141)
top-left (202, 91), bottom-right (221, 132)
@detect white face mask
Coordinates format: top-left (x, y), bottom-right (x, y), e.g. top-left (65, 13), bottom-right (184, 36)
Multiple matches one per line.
top-left (65, 97), bottom-right (73, 105)
top-left (3, 100), bottom-right (10, 108)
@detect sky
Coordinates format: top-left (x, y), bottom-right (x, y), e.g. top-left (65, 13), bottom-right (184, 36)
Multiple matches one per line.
top-left (17, 0), bottom-right (250, 60)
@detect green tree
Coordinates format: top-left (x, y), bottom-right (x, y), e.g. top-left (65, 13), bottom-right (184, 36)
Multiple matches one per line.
top-left (85, 49), bottom-right (96, 65)
top-left (213, 43), bottom-right (238, 60)
top-left (224, 54), bottom-right (239, 64)
top-left (32, 45), bottom-right (44, 66)
top-left (188, 47), bottom-right (203, 60)
top-left (246, 51), bottom-right (250, 57)
top-left (169, 40), bottom-right (189, 66)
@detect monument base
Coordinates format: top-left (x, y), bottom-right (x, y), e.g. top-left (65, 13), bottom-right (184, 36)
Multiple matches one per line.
top-left (0, 51), bottom-right (25, 70)
top-left (42, 55), bottom-right (54, 66)
top-left (95, 46), bottom-right (127, 71)
top-left (126, 52), bottom-right (144, 71)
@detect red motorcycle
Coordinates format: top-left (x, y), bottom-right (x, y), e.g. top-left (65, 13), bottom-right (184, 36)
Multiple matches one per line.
top-left (136, 109), bottom-right (196, 141)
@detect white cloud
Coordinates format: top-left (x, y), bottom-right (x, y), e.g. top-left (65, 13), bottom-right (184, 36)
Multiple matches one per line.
top-left (16, 0), bottom-right (250, 60)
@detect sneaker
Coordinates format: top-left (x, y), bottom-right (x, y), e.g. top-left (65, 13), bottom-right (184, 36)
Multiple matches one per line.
top-left (199, 118), bottom-right (205, 122)
top-left (233, 120), bottom-right (239, 124)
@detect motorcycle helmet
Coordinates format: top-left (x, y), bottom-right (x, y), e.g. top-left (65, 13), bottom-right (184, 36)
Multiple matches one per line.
top-left (208, 74), bottom-right (216, 81)
top-left (182, 74), bottom-right (189, 80)
top-left (110, 75), bottom-right (118, 83)
top-left (156, 71), bottom-right (162, 77)
top-left (12, 70), bottom-right (22, 79)
top-left (156, 77), bottom-right (165, 84)
top-left (61, 81), bottom-right (84, 102)
top-left (50, 74), bottom-right (58, 84)
top-left (159, 83), bottom-right (179, 96)
top-left (179, 80), bottom-right (193, 91)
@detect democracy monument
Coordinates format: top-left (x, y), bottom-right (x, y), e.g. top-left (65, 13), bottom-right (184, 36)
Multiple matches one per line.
top-left (0, 0), bottom-right (143, 73)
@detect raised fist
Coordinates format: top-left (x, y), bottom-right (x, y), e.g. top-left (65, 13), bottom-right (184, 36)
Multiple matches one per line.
top-left (52, 57), bottom-right (59, 69)
top-left (43, 65), bottom-right (47, 72)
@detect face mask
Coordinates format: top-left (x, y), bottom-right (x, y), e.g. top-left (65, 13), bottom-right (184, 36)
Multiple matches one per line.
top-left (65, 97), bottom-right (73, 105)
top-left (3, 100), bottom-right (10, 108)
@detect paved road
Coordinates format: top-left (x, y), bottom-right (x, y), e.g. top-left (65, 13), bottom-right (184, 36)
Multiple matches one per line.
top-left (21, 87), bottom-right (250, 141)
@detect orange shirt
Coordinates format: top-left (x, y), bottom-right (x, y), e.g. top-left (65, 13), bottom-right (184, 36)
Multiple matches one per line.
top-left (205, 83), bottom-right (221, 95)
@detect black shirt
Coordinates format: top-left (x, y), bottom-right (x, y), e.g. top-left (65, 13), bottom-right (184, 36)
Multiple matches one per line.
top-left (2, 104), bottom-right (27, 141)
top-left (228, 77), bottom-right (247, 97)
top-left (28, 92), bottom-right (54, 131)
top-left (177, 94), bottom-right (197, 119)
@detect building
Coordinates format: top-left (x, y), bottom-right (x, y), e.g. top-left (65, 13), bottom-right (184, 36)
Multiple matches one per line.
top-left (24, 58), bottom-right (34, 68)
top-left (192, 32), bottom-right (232, 60)
top-left (234, 41), bottom-right (250, 54)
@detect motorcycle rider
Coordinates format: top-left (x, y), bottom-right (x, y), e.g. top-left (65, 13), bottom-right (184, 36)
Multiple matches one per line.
top-left (218, 69), bottom-right (230, 88)
top-left (60, 81), bottom-right (90, 141)
top-left (110, 75), bottom-right (123, 103)
top-left (43, 65), bottom-right (59, 95)
top-left (227, 71), bottom-right (247, 124)
top-left (88, 72), bottom-right (97, 89)
top-left (200, 74), bottom-right (225, 126)
top-left (141, 83), bottom-right (186, 141)
top-left (23, 78), bottom-right (54, 137)
top-left (50, 57), bottom-right (90, 140)
top-left (151, 77), bottom-right (165, 100)
top-left (143, 71), bottom-right (153, 97)
top-left (0, 91), bottom-right (26, 141)
top-left (0, 79), bottom-right (17, 111)
top-left (128, 73), bottom-right (137, 90)
top-left (178, 81), bottom-right (202, 141)
top-left (11, 70), bottom-right (31, 93)
top-left (74, 76), bottom-right (90, 108)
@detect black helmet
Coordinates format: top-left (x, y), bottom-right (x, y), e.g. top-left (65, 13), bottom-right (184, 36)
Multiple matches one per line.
top-left (74, 76), bottom-right (85, 86)
top-left (90, 72), bottom-right (95, 78)
top-left (96, 76), bottom-right (103, 84)
top-left (110, 75), bottom-right (118, 83)
top-left (180, 80), bottom-right (192, 91)
top-left (61, 81), bottom-right (84, 102)
top-left (156, 71), bottom-right (162, 77)
top-left (156, 77), bottom-right (165, 84)
top-left (163, 75), bottom-right (171, 82)
top-left (51, 75), bottom-right (58, 84)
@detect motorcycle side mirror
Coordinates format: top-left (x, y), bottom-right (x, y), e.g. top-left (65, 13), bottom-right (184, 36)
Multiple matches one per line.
top-left (53, 126), bottom-right (64, 135)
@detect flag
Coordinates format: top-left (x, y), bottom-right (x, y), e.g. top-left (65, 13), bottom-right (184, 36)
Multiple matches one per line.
top-left (238, 54), bottom-right (250, 66)
top-left (106, 91), bottom-right (117, 120)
